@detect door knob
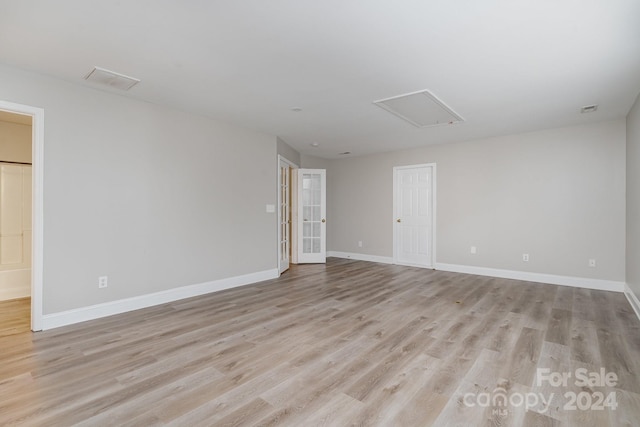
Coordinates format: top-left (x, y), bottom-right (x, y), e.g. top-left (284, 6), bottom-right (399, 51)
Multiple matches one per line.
top-left (396, 219), bottom-right (401, 223)
top-left (322, 219), bottom-right (326, 223)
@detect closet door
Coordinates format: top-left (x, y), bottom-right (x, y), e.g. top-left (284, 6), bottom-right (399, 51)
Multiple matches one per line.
top-left (393, 164), bottom-right (435, 268)
top-left (292, 169), bottom-right (326, 264)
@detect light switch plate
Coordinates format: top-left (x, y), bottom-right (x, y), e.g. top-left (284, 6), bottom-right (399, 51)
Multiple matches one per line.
top-left (266, 204), bottom-right (275, 213)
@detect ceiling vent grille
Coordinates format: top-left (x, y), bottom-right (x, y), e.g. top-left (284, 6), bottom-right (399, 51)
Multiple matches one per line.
top-left (84, 66), bottom-right (140, 91)
top-left (374, 89), bottom-right (464, 128)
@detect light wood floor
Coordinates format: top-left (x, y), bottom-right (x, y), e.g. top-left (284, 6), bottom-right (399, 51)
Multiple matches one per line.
top-left (0, 297), bottom-right (30, 337)
top-left (1, 259), bottom-right (639, 426)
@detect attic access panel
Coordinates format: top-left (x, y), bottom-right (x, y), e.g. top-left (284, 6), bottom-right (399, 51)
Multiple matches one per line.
top-left (84, 66), bottom-right (140, 91)
top-left (374, 89), bottom-right (464, 128)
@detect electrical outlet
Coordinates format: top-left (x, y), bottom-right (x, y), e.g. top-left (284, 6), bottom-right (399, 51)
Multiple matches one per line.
top-left (589, 259), bottom-right (596, 268)
top-left (470, 246), bottom-right (477, 254)
top-left (98, 276), bottom-right (108, 288)
top-left (358, 241), bottom-right (363, 248)
top-left (522, 254), bottom-right (529, 262)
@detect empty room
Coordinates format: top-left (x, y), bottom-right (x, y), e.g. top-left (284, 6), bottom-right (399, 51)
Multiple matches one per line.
top-left (1, 1), bottom-right (640, 426)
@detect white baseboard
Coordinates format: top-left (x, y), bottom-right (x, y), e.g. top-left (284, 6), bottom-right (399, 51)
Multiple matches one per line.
top-left (327, 251), bottom-right (394, 265)
top-left (328, 252), bottom-right (625, 292)
top-left (42, 268), bottom-right (279, 330)
top-left (624, 283), bottom-right (640, 322)
top-left (435, 263), bottom-right (625, 292)
top-left (328, 251), bottom-right (625, 293)
top-left (0, 268), bottom-right (30, 301)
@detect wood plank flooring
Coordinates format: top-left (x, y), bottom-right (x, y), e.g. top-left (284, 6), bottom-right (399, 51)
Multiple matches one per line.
top-left (1, 258), bottom-right (639, 426)
top-left (0, 297), bottom-right (30, 337)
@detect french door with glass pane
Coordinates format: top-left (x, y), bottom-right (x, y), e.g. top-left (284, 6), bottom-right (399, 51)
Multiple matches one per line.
top-left (292, 169), bottom-right (326, 264)
top-left (278, 158), bottom-right (292, 274)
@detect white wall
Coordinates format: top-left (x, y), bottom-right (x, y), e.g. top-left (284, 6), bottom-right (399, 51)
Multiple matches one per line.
top-left (627, 93), bottom-right (640, 304)
top-left (0, 64), bottom-right (278, 315)
top-left (300, 154), bottom-right (331, 169)
top-left (277, 137), bottom-right (300, 166)
top-left (325, 120), bottom-right (626, 281)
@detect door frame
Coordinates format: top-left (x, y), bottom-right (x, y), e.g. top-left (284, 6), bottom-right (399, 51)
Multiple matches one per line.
top-left (392, 163), bottom-right (436, 268)
top-left (0, 100), bottom-right (44, 331)
top-left (277, 155), bottom-right (298, 275)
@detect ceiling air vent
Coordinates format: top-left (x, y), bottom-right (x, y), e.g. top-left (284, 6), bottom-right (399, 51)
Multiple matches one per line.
top-left (374, 89), bottom-right (464, 128)
top-left (84, 66), bottom-right (140, 91)
top-left (580, 104), bottom-right (598, 114)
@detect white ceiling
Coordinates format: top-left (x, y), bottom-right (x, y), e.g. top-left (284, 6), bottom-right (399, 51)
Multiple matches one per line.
top-left (1, 1), bottom-right (639, 158)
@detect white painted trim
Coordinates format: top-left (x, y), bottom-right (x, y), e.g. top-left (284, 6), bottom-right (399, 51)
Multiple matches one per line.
top-left (0, 100), bottom-right (44, 331)
top-left (432, 165), bottom-right (437, 267)
top-left (328, 254), bottom-right (625, 293)
top-left (42, 268), bottom-right (279, 330)
top-left (277, 154), bottom-right (298, 169)
top-left (327, 251), bottom-right (394, 265)
top-left (624, 283), bottom-right (640, 322)
top-left (436, 263), bottom-right (625, 292)
top-left (392, 163), bottom-right (436, 268)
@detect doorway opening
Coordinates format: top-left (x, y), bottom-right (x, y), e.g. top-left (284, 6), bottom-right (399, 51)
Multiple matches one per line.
top-left (0, 100), bottom-right (44, 332)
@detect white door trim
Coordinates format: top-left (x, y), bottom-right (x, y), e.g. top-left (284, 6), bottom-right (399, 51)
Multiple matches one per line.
top-left (0, 100), bottom-right (44, 331)
top-left (392, 163), bottom-right (436, 268)
top-left (277, 155), bottom-right (298, 276)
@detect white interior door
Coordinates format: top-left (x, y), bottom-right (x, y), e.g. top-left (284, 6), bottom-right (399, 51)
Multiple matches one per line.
top-left (293, 169), bottom-right (326, 264)
top-left (393, 164), bottom-right (435, 268)
top-left (278, 158), bottom-right (292, 274)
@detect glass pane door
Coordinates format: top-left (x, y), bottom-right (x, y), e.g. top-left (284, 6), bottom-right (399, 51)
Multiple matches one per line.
top-left (302, 172), bottom-right (321, 254)
top-left (295, 169), bottom-right (326, 263)
top-left (278, 160), bottom-right (291, 273)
